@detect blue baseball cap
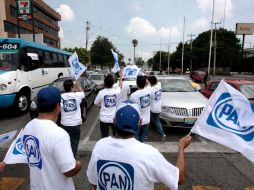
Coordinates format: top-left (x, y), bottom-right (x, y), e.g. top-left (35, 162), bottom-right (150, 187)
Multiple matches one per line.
top-left (37, 87), bottom-right (61, 107)
top-left (115, 100), bottom-right (140, 134)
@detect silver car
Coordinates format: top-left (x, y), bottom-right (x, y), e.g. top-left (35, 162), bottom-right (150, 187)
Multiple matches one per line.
top-left (89, 73), bottom-right (105, 92)
top-left (158, 76), bottom-right (208, 128)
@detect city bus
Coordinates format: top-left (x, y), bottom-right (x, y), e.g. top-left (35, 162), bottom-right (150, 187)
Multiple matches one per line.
top-left (0, 38), bottom-right (72, 115)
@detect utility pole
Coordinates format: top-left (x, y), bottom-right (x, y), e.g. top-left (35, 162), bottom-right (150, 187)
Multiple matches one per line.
top-left (213, 21), bottom-right (221, 76)
top-left (181, 16), bottom-right (185, 75)
top-left (159, 38), bottom-right (161, 71)
top-left (85, 21), bottom-right (90, 49)
top-left (167, 28), bottom-right (171, 74)
top-left (187, 33), bottom-right (195, 71)
top-left (208, 0), bottom-right (216, 77)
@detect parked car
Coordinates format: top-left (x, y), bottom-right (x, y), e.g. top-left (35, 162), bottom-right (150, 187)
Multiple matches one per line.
top-left (123, 77), bottom-right (138, 93)
top-left (190, 70), bottom-right (206, 82)
top-left (184, 76), bottom-right (202, 91)
top-left (202, 79), bottom-right (254, 103)
top-left (158, 76), bottom-right (208, 128)
top-left (89, 73), bottom-right (105, 92)
top-left (29, 76), bottom-right (97, 123)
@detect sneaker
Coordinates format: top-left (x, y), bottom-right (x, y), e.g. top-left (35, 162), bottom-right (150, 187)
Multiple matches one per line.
top-left (161, 134), bottom-right (166, 141)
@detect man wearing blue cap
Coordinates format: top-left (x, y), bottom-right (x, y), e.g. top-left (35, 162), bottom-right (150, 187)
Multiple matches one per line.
top-left (22, 87), bottom-right (81, 190)
top-left (86, 100), bottom-right (192, 190)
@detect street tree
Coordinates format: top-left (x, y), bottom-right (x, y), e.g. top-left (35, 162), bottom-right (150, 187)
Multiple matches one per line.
top-left (63, 47), bottom-right (90, 66)
top-left (90, 36), bottom-right (124, 69)
top-left (132, 39), bottom-right (138, 63)
top-left (170, 28), bottom-right (241, 72)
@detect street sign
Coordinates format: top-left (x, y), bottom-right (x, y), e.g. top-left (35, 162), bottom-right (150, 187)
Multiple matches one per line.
top-left (16, 0), bottom-right (33, 21)
top-left (235, 23), bottom-right (254, 35)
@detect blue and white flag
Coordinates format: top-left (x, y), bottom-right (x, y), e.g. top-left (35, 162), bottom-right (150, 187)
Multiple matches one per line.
top-left (3, 129), bottom-right (27, 164)
top-left (191, 80), bottom-right (254, 164)
top-left (0, 130), bottom-right (17, 145)
top-left (111, 49), bottom-right (120, 73)
top-left (68, 52), bottom-right (87, 80)
top-left (122, 65), bottom-right (141, 78)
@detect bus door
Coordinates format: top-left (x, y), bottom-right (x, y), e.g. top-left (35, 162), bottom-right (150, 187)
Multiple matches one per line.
top-left (26, 48), bottom-right (45, 99)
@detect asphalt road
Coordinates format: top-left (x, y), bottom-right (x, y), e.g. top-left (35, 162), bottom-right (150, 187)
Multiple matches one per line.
top-left (0, 73), bottom-right (254, 189)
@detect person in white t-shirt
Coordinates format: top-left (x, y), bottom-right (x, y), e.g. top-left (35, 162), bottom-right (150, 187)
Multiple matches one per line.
top-left (113, 79), bottom-right (130, 105)
top-left (94, 71), bottom-right (122, 138)
top-left (60, 79), bottom-right (85, 158)
top-left (23, 87), bottom-right (81, 190)
top-left (86, 100), bottom-right (192, 190)
top-left (147, 75), bottom-right (166, 141)
top-left (129, 75), bottom-right (151, 142)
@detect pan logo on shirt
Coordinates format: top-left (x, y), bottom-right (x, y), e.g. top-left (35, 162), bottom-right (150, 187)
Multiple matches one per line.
top-left (104, 95), bottom-right (117, 107)
top-left (155, 90), bottom-right (162, 100)
top-left (23, 135), bottom-right (42, 170)
top-left (140, 94), bottom-right (150, 108)
top-left (63, 99), bottom-right (77, 112)
top-left (97, 160), bottom-right (134, 190)
top-left (13, 138), bottom-right (26, 155)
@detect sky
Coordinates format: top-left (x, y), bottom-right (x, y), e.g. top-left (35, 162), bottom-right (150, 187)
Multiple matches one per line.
top-left (44, 0), bottom-right (254, 63)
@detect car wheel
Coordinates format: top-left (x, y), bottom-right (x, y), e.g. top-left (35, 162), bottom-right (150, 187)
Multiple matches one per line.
top-left (81, 104), bottom-right (87, 122)
top-left (14, 90), bottom-right (30, 115)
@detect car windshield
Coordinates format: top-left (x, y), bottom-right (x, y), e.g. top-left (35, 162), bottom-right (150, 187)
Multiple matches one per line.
top-left (240, 84), bottom-right (254, 99)
top-left (0, 52), bottom-right (18, 71)
top-left (161, 79), bottom-right (196, 92)
top-left (51, 78), bottom-right (82, 92)
top-left (90, 75), bottom-right (104, 80)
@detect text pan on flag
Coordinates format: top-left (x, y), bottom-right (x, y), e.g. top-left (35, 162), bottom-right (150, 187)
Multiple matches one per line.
top-left (3, 129), bottom-right (27, 164)
top-left (0, 130), bottom-right (17, 145)
top-left (191, 80), bottom-right (254, 164)
top-left (111, 49), bottom-right (120, 73)
top-left (123, 65), bottom-right (141, 78)
top-left (68, 52), bottom-right (87, 80)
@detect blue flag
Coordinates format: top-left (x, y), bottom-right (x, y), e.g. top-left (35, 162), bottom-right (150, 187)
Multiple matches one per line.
top-left (192, 80), bottom-right (254, 164)
top-left (111, 49), bottom-right (120, 73)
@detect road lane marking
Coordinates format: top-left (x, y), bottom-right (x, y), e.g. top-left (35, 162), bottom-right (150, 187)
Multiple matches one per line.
top-left (192, 186), bottom-right (221, 190)
top-left (0, 177), bottom-right (25, 190)
top-left (79, 140), bottom-right (236, 153)
top-left (78, 115), bottom-right (99, 149)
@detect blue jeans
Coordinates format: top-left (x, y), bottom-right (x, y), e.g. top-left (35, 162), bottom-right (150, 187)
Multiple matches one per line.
top-left (151, 112), bottom-right (165, 137)
top-left (100, 121), bottom-right (116, 138)
top-left (136, 124), bottom-right (149, 143)
top-left (60, 124), bottom-right (80, 158)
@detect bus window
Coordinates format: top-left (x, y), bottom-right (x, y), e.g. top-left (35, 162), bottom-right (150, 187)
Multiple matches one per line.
top-left (63, 55), bottom-right (69, 67)
top-left (44, 51), bottom-right (51, 67)
top-left (52, 52), bottom-right (59, 67)
top-left (18, 48), bottom-right (28, 71)
top-left (37, 49), bottom-right (44, 67)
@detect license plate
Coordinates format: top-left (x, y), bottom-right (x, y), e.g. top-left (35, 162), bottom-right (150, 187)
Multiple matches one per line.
top-left (184, 118), bottom-right (197, 125)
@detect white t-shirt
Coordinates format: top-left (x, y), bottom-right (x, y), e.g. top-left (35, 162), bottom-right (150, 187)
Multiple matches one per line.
top-left (129, 88), bottom-right (151, 125)
top-left (113, 81), bottom-right (130, 105)
top-left (94, 88), bottom-right (120, 123)
top-left (22, 119), bottom-right (76, 190)
top-left (86, 137), bottom-right (179, 190)
top-left (149, 82), bottom-right (162, 113)
top-left (60, 92), bottom-right (85, 126)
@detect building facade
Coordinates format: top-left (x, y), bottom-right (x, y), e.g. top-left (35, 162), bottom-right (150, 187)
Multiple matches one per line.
top-left (0, 0), bottom-right (61, 48)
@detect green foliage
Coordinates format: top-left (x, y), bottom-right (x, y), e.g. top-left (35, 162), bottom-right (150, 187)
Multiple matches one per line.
top-left (170, 28), bottom-right (241, 71)
top-left (90, 36), bottom-right (124, 69)
top-left (63, 47), bottom-right (90, 66)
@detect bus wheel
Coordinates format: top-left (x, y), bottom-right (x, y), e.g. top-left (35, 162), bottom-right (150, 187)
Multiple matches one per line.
top-left (14, 91), bottom-right (30, 115)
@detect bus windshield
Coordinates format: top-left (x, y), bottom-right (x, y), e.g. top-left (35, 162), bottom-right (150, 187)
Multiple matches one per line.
top-left (0, 52), bottom-right (18, 71)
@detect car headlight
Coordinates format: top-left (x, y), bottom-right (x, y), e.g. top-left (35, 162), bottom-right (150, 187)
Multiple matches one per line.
top-left (0, 84), bottom-right (7, 91)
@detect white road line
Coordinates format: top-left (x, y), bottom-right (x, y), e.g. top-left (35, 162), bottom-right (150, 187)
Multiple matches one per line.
top-left (79, 140), bottom-right (236, 153)
top-left (79, 115), bottom-right (99, 149)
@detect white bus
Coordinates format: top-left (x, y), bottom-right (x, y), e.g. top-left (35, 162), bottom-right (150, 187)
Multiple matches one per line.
top-left (0, 38), bottom-right (72, 115)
